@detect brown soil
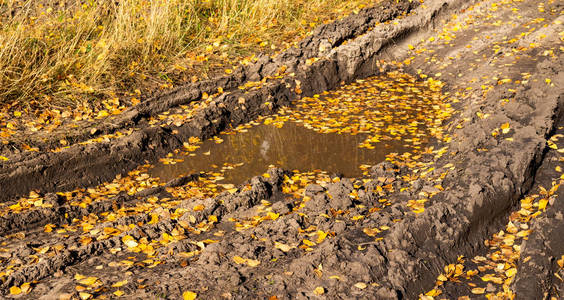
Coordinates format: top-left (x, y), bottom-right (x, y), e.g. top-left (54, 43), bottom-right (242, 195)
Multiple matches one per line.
top-left (0, 0), bottom-right (563, 299)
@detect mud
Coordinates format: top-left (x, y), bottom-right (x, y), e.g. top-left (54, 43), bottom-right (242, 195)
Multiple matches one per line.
top-left (1, 0), bottom-right (564, 299)
top-left (0, 0), bottom-right (421, 200)
top-left (149, 121), bottom-right (408, 184)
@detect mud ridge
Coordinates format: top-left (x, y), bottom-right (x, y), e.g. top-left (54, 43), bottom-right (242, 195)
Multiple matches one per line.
top-left (0, 0), bottom-right (420, 201)
top-left (0, 168), bottom-right (289, 291)
top-left (1, 0), bottom-right (563, 298)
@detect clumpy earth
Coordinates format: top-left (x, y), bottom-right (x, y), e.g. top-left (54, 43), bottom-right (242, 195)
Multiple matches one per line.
top-left (0, 0), bottom-right (563, 299)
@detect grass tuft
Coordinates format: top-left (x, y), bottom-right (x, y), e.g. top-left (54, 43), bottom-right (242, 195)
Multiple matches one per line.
top-left (0, 0), bottom-right (373, 110)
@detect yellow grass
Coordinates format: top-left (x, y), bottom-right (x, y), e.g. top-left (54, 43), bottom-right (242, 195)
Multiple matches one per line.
top-left (0, 0), bottom-right (374, 110)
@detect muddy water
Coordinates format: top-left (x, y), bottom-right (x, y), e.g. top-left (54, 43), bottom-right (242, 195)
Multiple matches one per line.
top-left (150, 121), bottom-right (409, 184)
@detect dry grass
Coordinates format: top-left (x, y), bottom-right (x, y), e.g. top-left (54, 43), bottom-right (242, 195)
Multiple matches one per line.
top-left (0, 0), bottom-right (373, 110)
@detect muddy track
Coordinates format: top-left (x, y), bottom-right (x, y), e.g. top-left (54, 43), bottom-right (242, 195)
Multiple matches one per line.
top-left (1, 0), bottom-right (563, 299)
top-left (0, 0), bottom-right (420, 201)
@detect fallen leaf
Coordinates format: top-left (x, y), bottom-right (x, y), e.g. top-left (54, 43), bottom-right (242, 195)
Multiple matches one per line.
top-left (10, 286), bottom-right (21, 295)
top-left (20, 282), bottom-right (31, 294)
top-left (79, 292), bottom-right (92, 300)
top-left (233, 256), bottom-right (246, 264)
top-left (313, 286), bottom-right (325, 295)
top-left (274, 242), bottom-right (293, 252)
top-left (183, 291), bottom-right (197, 300)
top-left (501, 122), bottom-right (510, 134)
top-left (112, 280), bottom-right (128, 288)
top-left (79, 276), bottom-right (99, 286)
top-left (505, 268), bottom-right (517, 278)
top-left (354, 282), bottom-right (367, 289)
top-left (246, 259), bottom-right (261, 267)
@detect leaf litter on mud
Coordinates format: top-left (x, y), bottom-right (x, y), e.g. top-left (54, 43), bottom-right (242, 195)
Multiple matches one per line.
top-left (0, 68), bottom-right (458, 297)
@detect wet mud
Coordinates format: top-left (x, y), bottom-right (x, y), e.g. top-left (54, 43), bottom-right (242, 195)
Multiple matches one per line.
top-left (149, 122), bottom-right (406, 184)
top-left (1, 0), bottom-right (563, 299)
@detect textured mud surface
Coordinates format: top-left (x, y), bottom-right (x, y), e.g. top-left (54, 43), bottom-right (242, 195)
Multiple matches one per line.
top-left (1, 0), bottom-right (564, 299)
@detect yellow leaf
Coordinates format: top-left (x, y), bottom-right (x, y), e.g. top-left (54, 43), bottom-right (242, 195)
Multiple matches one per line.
top-left (0, 156), bottom-right (8, 161)
top-left (79, 292), bottom-right (92, 300)
top-left (274, 242), bottom-right (293, 252)
top-left (413, 207), bottom-right (425, 214)
top-left (44, 223), bottom-right (55, 232)
top-left (505, 268), bottom-right (517, 278)
top-left (246, 259), bottom-right (260, 267)
top-left (302, 239), bottom-right (316, 246)
top-left (111, 280), bottom-right (128, 288)
top-left (183, 291), bottom-right (197, 300)
top-left (233, 256), bottom-right (246, 264)
top-left (113, 290), bottom-right (125, 297)
top-left (313, 286), bottom-right (325, 295)
top-left (20, 282), bottom-right (31, 294)
top-left (10, 286), bottom-right (21, 295)
top-left (97, 110), bottom-right (109, 118)
top-left (316, 231), bottom-right (328, 244)
top-left (426, 289), bottom-right (442, 297)
top-left (122, 235), bottom-right (138, 248)
top-left (148, 214), bottom-right (159, 224)
top-left (363, 228), bottom-right (380, 237)
top-left (74, 273), bottom-right (86, 281)
top-left (471, 287), bottom-right (485, 294)
top-left (79, 276), bottom-right (99, 286)
top-left (501, 122), bottom-right (510, 134)
top-left (538, 198), bottom-right (548, 211)
top-left (354, 282), bottom-right (367, 289)
top-left (267, 212), bottom-right (279, 220)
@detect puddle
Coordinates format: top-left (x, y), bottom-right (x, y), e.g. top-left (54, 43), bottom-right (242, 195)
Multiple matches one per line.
top-left (150, 72), bottom-right (452, 185)
top-left (150, 122), bottom-right (409, 184)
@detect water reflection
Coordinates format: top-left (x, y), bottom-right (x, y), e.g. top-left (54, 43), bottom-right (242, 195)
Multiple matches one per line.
top-left (150, 122), bottom-right (408, 184)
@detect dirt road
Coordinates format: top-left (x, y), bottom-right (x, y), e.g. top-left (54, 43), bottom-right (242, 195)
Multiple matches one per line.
top-left (0, 0), bottom-right (563, 299)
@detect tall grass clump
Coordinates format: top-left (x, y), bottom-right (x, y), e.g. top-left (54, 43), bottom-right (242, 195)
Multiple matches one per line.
top-left (0, 0), bottom-right (370, 109)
